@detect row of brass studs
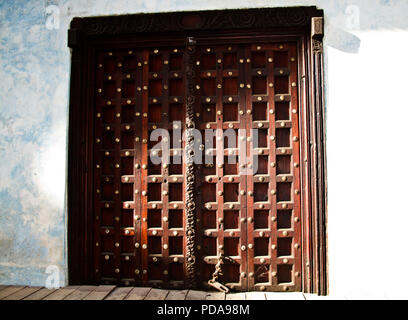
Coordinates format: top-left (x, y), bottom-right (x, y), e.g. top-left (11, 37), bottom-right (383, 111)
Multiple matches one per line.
top-left (204, 226), bottom-right (297, 240)
top-left (203, 202), bottom-right (296, 211)
top-left (98, 55), bottom-right (295, 68)
top-left (202, 117), bottom-right (296, 132)
top-left (94, 126), bottom-right (298, 143)
top-left (99, 97), bottom-right (182, 106)
top-left (98, 241), bottom-right (175, 252)
top-left (202, 162), bottom-right (295, 173)
top-left (97, 82), bottom-right (295, 94)
top-left (96, 268), bottom-right (183, 276)
top-left (106, 45), bottom-right (286, 55)
top-left (99, 45), bottom-right (294, 66)
top-left (202, 94), bottom-right (289, 103)
top-left (204, 200), bottom-right (297, 210)
top-left (95, 210), bottom-right (299, 225)
top-left (97, 255), bottom-right (298, 277)
top-left (196, 56), bottom-right (294, 65)
top-left (95, 163), bottom-right (184, 171)
top-left (197, 241), bottom-right (299, 254)
top-left (99, 57), bottom-right (293, 70)
top-left (98, 82), bottom-right (294, 98)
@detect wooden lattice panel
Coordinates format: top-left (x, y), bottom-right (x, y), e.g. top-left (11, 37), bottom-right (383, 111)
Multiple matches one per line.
top-left (141, 47), bottom-right (187, 288)
top-left (91, 41), bottom-right (301, 292)
top-left (195, 45), bottom-right (248, 291)
top-left (93, 49), bottom-right (143, 286)
top-left (243, 43), bottom-right (302, 292)
top-left (195, 43), bottom-right (301, 292)
top-left (92, 47), bottom-right (188, 288)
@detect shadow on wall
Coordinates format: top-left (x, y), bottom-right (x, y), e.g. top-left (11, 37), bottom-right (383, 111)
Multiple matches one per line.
top-left (320, 0), bottom-right (408, 53)
top-left (326, 25), bottom-right (361, 54)
top-left (324, 2), bottom-right (361, 54)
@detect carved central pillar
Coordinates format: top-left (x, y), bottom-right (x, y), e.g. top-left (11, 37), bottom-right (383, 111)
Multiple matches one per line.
top-left (184, 36), bottom-right (198, 288)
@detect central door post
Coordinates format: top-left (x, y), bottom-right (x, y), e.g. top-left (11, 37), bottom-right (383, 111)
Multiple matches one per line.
top-left (184, 36), bottom-right (198, 288)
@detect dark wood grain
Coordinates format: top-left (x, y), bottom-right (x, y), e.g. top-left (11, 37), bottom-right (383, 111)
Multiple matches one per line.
top-left (246, 292), bottom-right (266, 300)
top-left (185, 290), bottom-right (207, 300)
top-left (82, 285), bottom-right (116, 300)
top-left (144, 288), bottom-right (169, 300)
top-left (206, 292), bottom-right (225, 300)
top-left (0, 286), bottom-right (25, 299)
top-left (165, 289), bottom-right (189, 300)
top-left (105, 287), bottom-right (133, 300)
top-left (43, 286), bottom-right (80, 300)
top-left (2, 287), bottom-right (42, 300)
top-left (226, 292), bottom-right (246, 300)
top-left (125, 287), bottom-right (152, 300)
top-left (63, 286), bottom-right (97, 300)
top-left (23, 288), bottom-right (56, 300)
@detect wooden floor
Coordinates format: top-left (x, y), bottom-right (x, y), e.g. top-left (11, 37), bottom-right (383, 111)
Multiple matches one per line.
top-left (0, 285), bottom-right (313, 300)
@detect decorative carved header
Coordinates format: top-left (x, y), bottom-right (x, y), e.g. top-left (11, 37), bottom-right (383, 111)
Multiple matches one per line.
top-left (311, 17), bottom-right (324, 38)
top-left (68, 7), bottom-right (323, 47)
top-left (311, 16), bottom-right (324, 53)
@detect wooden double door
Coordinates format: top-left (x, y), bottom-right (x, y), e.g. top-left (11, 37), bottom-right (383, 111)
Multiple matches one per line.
top-left (92, 39), bottom-right (301, 292)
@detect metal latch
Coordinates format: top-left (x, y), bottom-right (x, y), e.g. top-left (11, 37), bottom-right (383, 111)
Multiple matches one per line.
top-left (208, 279), bottom-right (230, 293)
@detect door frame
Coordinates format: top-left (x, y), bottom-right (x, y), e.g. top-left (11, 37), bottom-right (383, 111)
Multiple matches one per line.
top-left (67, 6), bottom-right (328, 294)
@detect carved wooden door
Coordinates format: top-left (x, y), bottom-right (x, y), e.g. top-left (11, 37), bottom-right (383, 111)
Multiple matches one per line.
top-left (92, 39), bottom-right (301, 292)
top-left (195, 42), bottom-right (301, 292)
top-left (93, 47), bottom-right (189, 288)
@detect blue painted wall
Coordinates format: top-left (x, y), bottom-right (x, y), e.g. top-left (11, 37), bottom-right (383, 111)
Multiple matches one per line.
top-left (1, 0), bottom-right (408, 298)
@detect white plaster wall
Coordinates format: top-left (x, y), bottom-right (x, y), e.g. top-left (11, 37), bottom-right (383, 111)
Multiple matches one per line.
top-left (326, 31), bottom-right (408, 299)
top-left (1, 0), bottom-right (408, 299)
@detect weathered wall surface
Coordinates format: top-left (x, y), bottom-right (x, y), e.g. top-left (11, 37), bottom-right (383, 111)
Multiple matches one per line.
top-left (1, 0), bottom-right (408, 298)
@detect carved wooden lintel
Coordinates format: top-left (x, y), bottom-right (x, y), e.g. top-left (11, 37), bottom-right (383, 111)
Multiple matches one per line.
top-left (68, 7), bottom-right (323, 47)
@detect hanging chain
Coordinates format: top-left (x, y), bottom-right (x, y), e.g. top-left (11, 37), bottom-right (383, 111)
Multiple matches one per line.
top-left (208, 248), bottom-right (230, 293)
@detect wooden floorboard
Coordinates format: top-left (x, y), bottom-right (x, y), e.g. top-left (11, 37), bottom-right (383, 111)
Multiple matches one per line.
top-left (0, 285), bottom-right (9, 292)
top-left (226, 292), bottom-right (246, 300)
top-left (63, 286), bottom-right (97, 300)
top-left (125, 287), bottom-right (152, 300)
top-left (246, 292), bottom-right (266, 300)
top-left (105, 287), bottom-right (133, 300)
top-left (206, 292), bottom-right (225, 300)
top-left (3, 287), bottom-right (42, 300)
top-left (165, 289), bottom-right (189, 300)
top-left (43, 286), bottom-right (80, 300)
top-left (2, 284), bottom-right (304, 300)
top-left (83, 285), bottom-right (116, 300)
top-left (144, 288), bottom-right (169, 300)
top-left (265, 292), bottom-right (305, 300)
top-left (0, 286), bottom-right (26, 299)
top-left (185, 290), bottom-right (208, 300)
top-left (23, 287), bottom-right (55, 300)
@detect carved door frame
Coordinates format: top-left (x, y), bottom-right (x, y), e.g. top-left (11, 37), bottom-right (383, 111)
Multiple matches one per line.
top-left (67, 7), bottom-right (328, 295)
